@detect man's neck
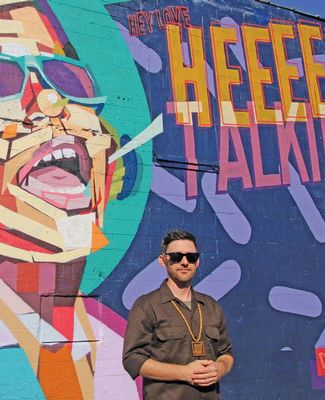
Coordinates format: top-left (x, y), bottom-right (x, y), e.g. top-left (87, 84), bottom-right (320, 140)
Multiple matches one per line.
top-left (166, 278), bottom-right (192, 302)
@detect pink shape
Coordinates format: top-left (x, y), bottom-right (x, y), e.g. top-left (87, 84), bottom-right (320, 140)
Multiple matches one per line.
top-left (28, 166), bottom-right (81, 187)
top-left (84, 298), bottom-right (143, 399)
top-left (0, 261), bottom-right (17, 291)
top-left (39, 263), bottom-right (56, 294)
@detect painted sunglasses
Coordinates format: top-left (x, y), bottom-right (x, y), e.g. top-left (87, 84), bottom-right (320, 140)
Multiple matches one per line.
top-left (0, 54), bottom-right (106, 107)
top-left (165, 252), bottom-right (200, 263)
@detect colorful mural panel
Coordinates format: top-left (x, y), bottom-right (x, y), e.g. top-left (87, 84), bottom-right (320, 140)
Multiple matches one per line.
top-left (0, 0), bottom-right (324, 399)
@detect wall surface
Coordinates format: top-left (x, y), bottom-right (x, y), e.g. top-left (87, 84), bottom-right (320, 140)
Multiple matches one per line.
top-left (0, 0), bottom-right (324, 399)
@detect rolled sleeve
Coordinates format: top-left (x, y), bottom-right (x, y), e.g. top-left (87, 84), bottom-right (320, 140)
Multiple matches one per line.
top-left (217, 307), bottom-right (232, 357)
top-left (122, 297), bottom-right (155, 379)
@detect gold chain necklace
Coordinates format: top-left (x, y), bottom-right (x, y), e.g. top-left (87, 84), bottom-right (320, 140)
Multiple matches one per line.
top-left (171, 300), bottom-right (205, 356)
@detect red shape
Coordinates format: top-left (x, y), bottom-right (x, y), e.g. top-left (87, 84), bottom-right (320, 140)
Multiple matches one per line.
top-left (316, 348), bottom-right (325, 376)
top-left (0, 228), bottom-right (54, 254)
top-left (17, 263), bottom-right (39, 293)
top-left (105, 161), bottom-right (116, 206)
top-left (53, 306), bottom-right (74, 341)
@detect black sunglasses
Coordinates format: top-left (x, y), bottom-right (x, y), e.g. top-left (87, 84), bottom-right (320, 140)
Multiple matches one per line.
top-left (165, 252), bottom-right (200, 264)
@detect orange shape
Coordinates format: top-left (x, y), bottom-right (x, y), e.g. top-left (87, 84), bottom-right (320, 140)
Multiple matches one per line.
top-left (38, 344), bottom-right (83, 399)
top-left (3, 124), bottom-right (18, 139)
top-left (91, 223), bottom-right (109, 252)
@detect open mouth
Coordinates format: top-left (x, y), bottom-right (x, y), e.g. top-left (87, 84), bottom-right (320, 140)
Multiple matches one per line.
top-left (18, 136), bottom-right (92, 211)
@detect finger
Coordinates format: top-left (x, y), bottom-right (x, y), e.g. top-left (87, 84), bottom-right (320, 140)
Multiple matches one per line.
top-left (193, 371), bottom-right (217, 378)
top-left (194, 378), bottom-right (218, 386)
top-left (200, 359), bottom-right (213, 366)
top-left (193, 376), bottom-right (218, 384)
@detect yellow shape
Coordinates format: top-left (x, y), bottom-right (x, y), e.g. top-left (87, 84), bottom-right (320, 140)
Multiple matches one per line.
top-left (242, 25), bottom-right (279, 124)
top-left (31, 247), bottom-right (90, 263)
top-left (0, 242), bottom-right (33, 262)
top-left (2, 145), bottom-right (38, 194)
top-left (55, 98), bottom-right (69, 108)
top-left (221, 101), bottom-right (238, 126)
top-left (298, 23), bottom-right (325, 118)
top-left (173, 101), bottom-right (202, 125)
top-left (86, 134), bottom-right (112, 157)
top-left (0, 205), bottom-right (64, 249)
top-left (53, 40), bottom-right (65, 56)
top-left (166, 24), bottom-right (211, 126)
top-left (0, 138), bottom-right (9, 160)
top-left (8, 184), bottom-right (67, 221)
top-left (211, 25), bottom-right (249, 127)
top-left (0, 19), bottom-right (23, 34)
top-left (0, 0), bottom-right (29, 5)
top-left (0, 242), bottom-right (91, 263)
top-left (10, 126), bottom-right (52, 158)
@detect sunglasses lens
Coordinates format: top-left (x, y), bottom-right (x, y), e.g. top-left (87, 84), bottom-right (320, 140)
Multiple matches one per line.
top-left (186, 253), bottom-right (199, 263)
top-left (168, 253), bottom-right (183, 263)
top-left (0, 60), bottom-right (24, 97)
top-left (43, 60), bottom-right (95, 98)
top-left (167, 253), bottom-right (199, 263)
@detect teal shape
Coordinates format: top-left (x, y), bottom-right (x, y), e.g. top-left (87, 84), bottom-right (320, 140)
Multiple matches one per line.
top-left (0, 347), bottom-right (45, 399)
top-left (47, 0), bottom-right (152, 293)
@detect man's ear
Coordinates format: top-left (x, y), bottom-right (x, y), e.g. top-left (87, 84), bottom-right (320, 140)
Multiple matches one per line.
top-left (158, 255), bottom-right (167, 268)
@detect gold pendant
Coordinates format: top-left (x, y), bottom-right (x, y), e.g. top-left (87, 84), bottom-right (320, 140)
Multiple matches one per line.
top-left (192, 341), bottom-right (205, 357)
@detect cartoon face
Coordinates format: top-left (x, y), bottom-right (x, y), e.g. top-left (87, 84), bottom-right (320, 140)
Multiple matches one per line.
top-left (0, 4), bottom-right (117, 261)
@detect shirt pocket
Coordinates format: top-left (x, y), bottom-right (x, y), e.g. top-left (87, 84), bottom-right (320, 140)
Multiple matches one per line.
top-left (205, 326), bottom-right (220, 359)
top-left (154, 327), bottom-right (187, 364)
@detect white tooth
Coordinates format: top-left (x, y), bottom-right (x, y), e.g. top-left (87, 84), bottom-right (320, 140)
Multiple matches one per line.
top-left (42, 153), bottom-right (52, 162)
top-left (52, 149), bottom-right (63, 160)
top-left (55, 184), bottom-right (85, 195)
top-left (62, 148), bottom-right (76, 158)
top-left (33, 160), bottom-right (40, 167)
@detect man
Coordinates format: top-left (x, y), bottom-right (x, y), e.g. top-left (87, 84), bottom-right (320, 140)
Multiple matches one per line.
top-left (123, 229), bottom-right (234, 399)
top-left (0, 1), bottom-right (139, 398)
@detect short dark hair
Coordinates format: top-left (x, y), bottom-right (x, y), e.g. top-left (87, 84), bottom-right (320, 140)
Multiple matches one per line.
top-left (161, 230), bottom-right (198, 253)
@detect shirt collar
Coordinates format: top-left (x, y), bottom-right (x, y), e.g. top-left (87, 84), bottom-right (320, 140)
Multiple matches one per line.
top-left (159, 279), bottom-right (205, 305)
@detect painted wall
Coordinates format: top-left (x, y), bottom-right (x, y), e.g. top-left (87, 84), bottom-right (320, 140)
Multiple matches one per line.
top-left (0, 0), bottom-right (324, 399)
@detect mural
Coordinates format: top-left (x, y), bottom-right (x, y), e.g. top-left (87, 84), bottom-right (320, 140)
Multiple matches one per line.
top-left (0, 0), bottom-right (324, 399)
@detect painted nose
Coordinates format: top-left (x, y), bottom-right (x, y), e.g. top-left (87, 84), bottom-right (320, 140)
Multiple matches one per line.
top-left (36, 89), bottom-right (65, 117)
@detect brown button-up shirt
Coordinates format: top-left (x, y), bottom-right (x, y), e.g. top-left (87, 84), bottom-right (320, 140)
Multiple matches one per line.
top-left (123, 280), bottom-right (233, 400)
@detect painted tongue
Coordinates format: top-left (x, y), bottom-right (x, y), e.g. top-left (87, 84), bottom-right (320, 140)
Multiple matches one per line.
top-left (28, 166), bottom-right (81, 188)
top-left (21, 166), bottom-right (91, 210)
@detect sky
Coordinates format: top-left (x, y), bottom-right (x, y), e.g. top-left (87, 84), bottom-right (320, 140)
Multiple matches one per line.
top-left (270, 0), bottom-right (325, 19)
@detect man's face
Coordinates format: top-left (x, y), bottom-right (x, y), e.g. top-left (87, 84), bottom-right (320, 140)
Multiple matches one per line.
top-left (0, 5), bottom-right (115, 257)
top-left (159, 239), bottom-right (200, 285)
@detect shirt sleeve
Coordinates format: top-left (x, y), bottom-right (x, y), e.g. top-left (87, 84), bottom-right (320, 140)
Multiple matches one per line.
top-left (122, 296), bottom-right (156, 379)
top-left (217, 306), bottom-right (233, 357)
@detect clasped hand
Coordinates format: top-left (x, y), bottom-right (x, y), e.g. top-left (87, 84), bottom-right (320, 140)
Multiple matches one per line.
top-left (185, 359), bottom-right (225, 387)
